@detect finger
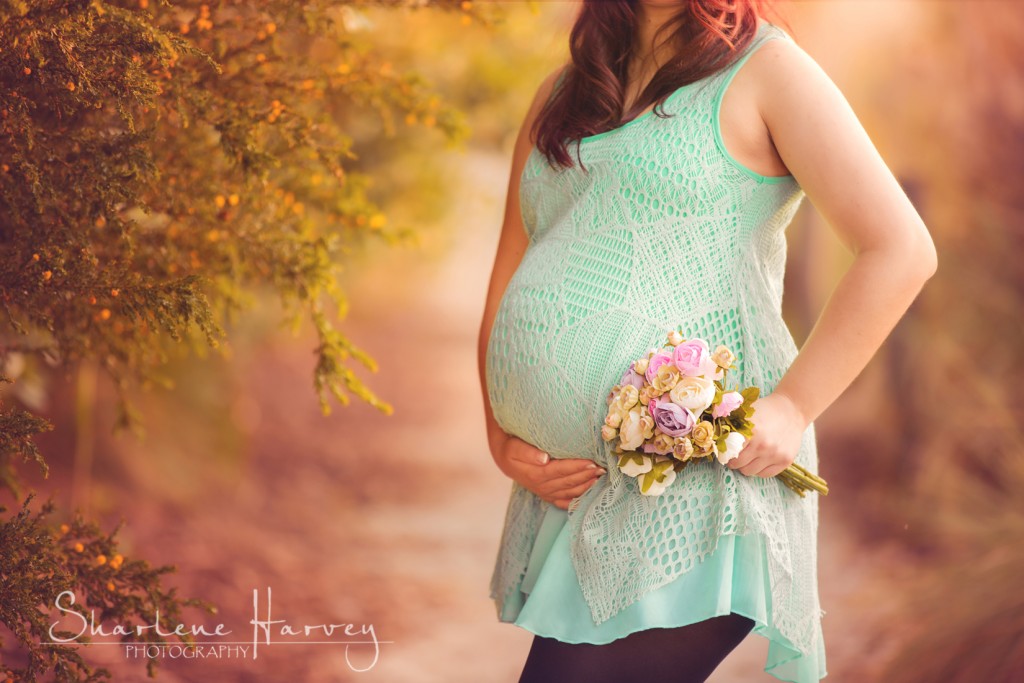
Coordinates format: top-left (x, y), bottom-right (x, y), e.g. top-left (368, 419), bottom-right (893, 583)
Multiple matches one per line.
top-left (739, 455), bottom-right (768, 476)
top-left (543, 458), bottom-right (604, 477)
top-left (728, 440), bottom-right (757, 469)
top-left (507, 442), bottom-right (550, 466)
top-left (551, 499), bottom-right (571, 510)
top-left (549, 476), bottom-right (601, 501)
top-left (539, 465), bottom-right (606, 492)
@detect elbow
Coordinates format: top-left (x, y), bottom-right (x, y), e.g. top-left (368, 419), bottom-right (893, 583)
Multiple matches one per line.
top-left (914, 233), bottom-right (939, 282)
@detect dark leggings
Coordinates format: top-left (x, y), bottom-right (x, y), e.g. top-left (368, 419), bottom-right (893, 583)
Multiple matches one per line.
top-left (518, 612), bottom-right (755, 683)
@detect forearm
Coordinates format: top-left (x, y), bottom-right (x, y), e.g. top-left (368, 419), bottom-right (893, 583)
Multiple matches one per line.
top-left (772, 244), bottom-right (936, 425)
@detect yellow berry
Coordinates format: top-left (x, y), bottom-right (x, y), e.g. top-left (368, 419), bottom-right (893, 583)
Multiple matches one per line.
top-left (32, 253), bottom-right (39, 261)
top-left (67, 81), bottom-right (76, 91)
top-left (59, 523), bottom-right (70, 534)
top-left (369, 213), bottom-right (387, 229)
top-left (96, 554), bottom-right (107, 565)
top-left (23, 67), bottom-right (31, 76)
top-left (179, 23), bottom-right (190, 34)
top-left (214, 195), bottom-right (226, 208)
top-left (265, 22), bottom-right (277, 35)
top-left (99, 308), bottom-right (111, 320)
top-left (111, 288), bottom-right (119, 297)
top-left (107, 581), bottom-right (115, 591)
top-left (139, 0), bottom-right (148, 7)
top-left (336, 63), bottom-right (351, 75)
top-left (74, 542), bottom-right (84, 552)
top-left (228, 194), bottom-right (239, 206)
top-left (42, 270), bottom-right (52, 280)
top-left (256, 53), bottom-right (266, 63)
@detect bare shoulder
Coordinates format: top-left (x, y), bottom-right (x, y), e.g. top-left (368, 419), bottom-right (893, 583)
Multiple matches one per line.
top-left (517, 63), bottom-right (569, 149)
top-left (744, 32), bottom-right (936, 267)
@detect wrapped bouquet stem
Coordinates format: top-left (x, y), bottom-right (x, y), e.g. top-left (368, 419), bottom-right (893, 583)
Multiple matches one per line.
top-left (602, 329), bottom-right (829, 498)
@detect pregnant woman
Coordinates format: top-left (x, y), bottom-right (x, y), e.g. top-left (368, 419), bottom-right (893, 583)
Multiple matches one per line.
top-left (478, 1), bottom-right (937, 681)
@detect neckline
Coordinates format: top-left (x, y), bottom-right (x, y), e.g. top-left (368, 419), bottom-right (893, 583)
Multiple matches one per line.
top-left (573, 20), bottom-right (772, 146)
top-left (575, 84), bottom-right (691, 145)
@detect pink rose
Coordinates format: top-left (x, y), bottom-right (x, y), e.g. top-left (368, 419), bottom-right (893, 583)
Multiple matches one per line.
top-left (647, 396), bottom-right (696, 437)
top-left (644, 350), bottom-right (674, 384)
top-left (673, 338), bottom-right (721, 379)
top-left (711, 391), bottom-right (744, 418)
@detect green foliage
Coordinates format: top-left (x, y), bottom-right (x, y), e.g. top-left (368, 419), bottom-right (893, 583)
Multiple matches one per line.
top-left (0, 0), bottom-right (481, 679)
top-left (0, 494), bottom-right (216, 681)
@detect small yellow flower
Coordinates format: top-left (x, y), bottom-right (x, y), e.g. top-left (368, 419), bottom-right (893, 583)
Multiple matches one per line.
top-left (32, 253), bottom-right (40, 261)
top-left (42, 270), bottom-right (52, 281)
top-left (214, 195), bottom-right (226, 208)
top-left (67, 81), bottom-right (76, 92)
top-left (690, 420), bottom-right (716, 451)
top-left (111, 553), bottom-right (124, 568)
top-left (228, 194), bottom-right (239, 206)
top-left (111, 288), bottom-right (119, 297)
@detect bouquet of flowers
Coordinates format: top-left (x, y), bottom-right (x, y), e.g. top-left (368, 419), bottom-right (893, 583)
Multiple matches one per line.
top-left (601, 328), bottom-right (829, 498)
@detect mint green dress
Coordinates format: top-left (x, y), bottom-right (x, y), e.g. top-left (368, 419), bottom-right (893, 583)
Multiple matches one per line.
top-left (485, 21), bottom-right (827, 683)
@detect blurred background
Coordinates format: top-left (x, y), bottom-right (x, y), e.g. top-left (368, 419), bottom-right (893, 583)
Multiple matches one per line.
top-left (1, 1), bottom-right (1021, 681)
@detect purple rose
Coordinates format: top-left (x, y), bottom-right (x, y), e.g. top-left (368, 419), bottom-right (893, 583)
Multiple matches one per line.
top-left (619, 362), bottom-right (646, 391)
top-left (644, 350), bottom-right (674, 384)
top-left (648, 396), bottom-right (696, 437)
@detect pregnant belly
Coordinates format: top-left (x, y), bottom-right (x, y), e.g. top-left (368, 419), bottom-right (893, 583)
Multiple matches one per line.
top-left (485, 282), bottom-right (666, 462)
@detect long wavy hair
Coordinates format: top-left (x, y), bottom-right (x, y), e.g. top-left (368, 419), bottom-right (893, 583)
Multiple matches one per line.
top-left (532, 0), bottom-right (781, 172)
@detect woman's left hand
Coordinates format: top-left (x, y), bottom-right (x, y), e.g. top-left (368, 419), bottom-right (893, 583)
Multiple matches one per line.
top-left (725, 391), bottom-right (810, 478)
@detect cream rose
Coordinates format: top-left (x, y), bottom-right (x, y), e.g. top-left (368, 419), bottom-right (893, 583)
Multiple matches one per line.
top-left (618, 407), bottom-right (647, 450)
top-left (669, 376), bottom-right (716, 415)
top-left (650, 363), bottom-right (681, 393)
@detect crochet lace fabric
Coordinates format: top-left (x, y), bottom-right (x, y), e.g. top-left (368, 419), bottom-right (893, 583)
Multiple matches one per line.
top-left (485, 22), bottom-right (825, 660)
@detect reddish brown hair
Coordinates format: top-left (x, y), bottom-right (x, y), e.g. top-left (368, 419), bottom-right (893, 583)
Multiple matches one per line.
top-left (532, 0), bottom-right (781, 172)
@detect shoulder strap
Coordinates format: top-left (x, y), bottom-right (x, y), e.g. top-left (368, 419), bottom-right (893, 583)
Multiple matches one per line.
top-left (711, 22), bottom-right (792, 102)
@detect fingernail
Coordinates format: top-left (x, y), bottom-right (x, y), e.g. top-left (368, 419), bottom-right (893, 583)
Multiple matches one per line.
top-left (538, 452), bottom-right (549, 464)
top-left (588, 462), bottom-right (598, 469)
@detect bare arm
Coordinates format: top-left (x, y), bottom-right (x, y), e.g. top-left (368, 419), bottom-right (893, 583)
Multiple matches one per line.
top-left (726, 37), bottom-right (938, 479)
top-left (478, 66), bottom-right (607, 508)
top-left (755, 38), bottom-right (937, 426)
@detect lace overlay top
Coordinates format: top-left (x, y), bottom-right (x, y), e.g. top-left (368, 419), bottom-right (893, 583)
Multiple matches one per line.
top-left (485, 22), bottom-right (825, 659)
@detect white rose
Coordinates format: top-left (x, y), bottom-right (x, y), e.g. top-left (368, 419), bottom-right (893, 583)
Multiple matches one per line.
top-left (618, 452), bottom-right (653, 477)
top-left (618, 407), bottom-right (646, 451)
top-left (716, 431), bottom-right (747, 466)
top-left (638, 456), bottom-right (677, 496)
top-left (668, 376), bottom-right (716, 415)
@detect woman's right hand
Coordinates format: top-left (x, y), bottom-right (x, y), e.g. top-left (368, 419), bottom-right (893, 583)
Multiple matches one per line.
top-left (490, 432), bottom-right (607, 510)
